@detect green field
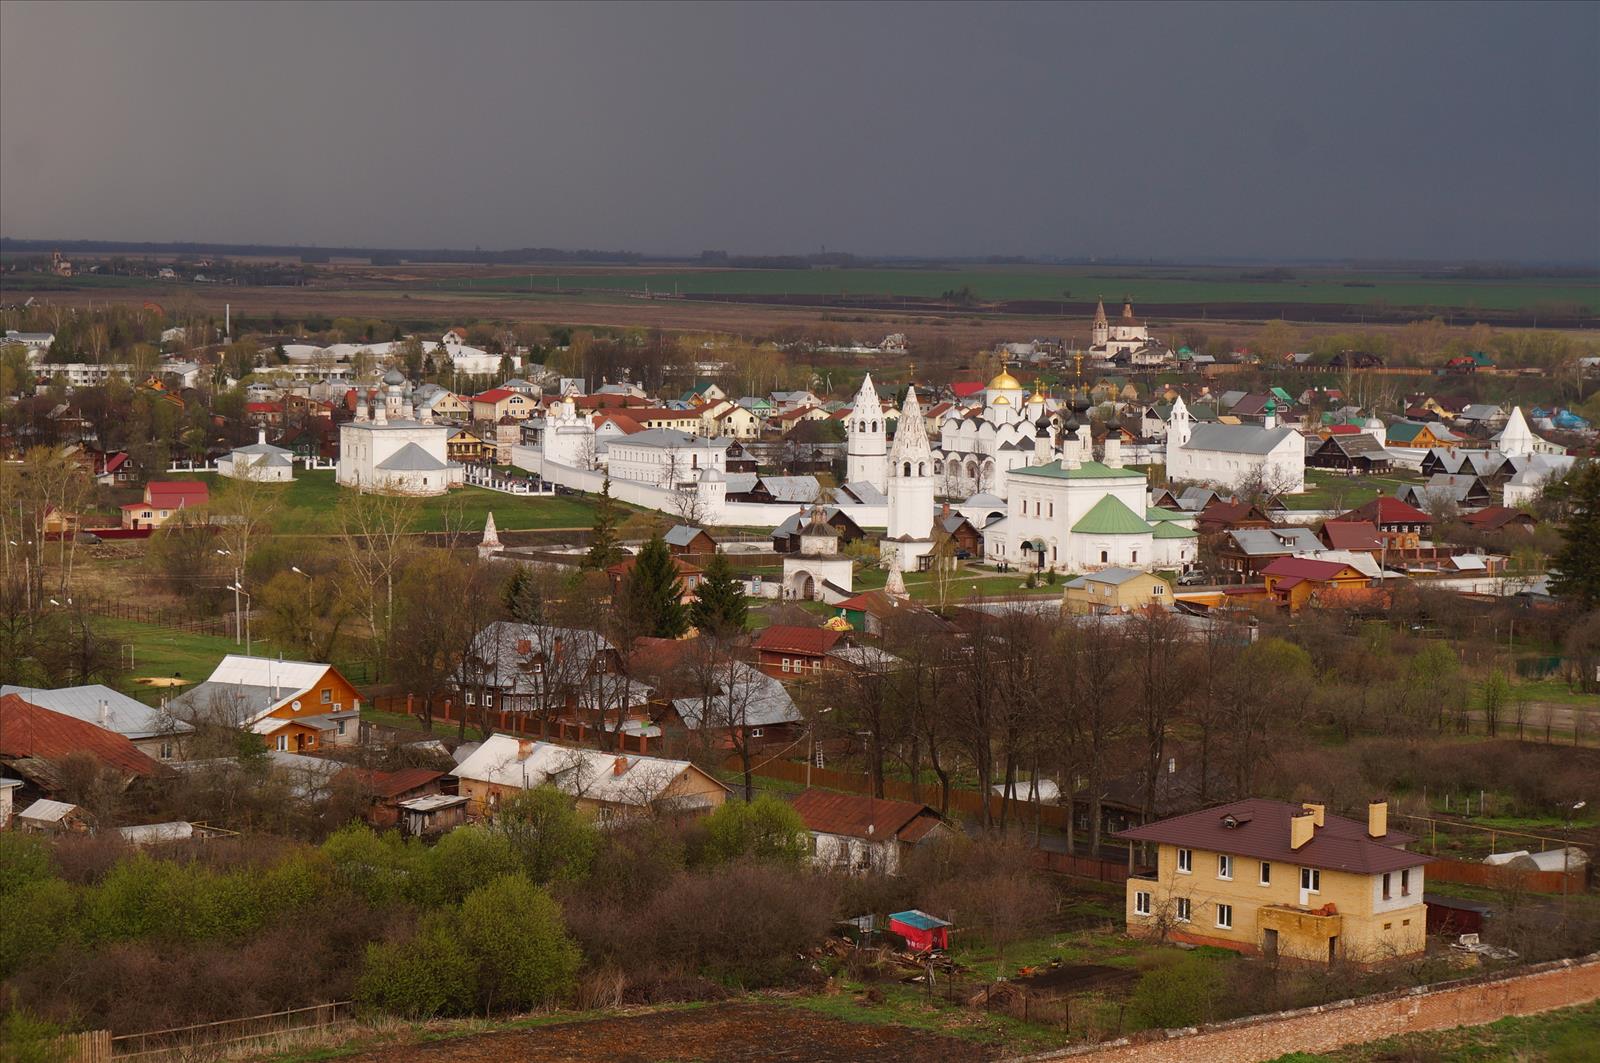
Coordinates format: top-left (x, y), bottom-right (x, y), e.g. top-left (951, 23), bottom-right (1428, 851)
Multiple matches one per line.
top-left (158, 471), bottom-right (600, 535)
top-left (95, 618), bottom-right (286, 702)
top-left (1270, 1000), bottom-right (1600, 1062)
top-left (428, 266), bottom-right (1599, 313)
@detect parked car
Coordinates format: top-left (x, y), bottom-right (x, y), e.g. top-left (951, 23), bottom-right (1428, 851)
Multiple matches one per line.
top-left (1176, 571), bottom-right (1209, 586)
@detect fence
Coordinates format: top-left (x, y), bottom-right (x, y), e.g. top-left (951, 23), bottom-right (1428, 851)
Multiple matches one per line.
top-left (108, 1001), bottom-right (355, 1060)
top-left (78, 594), bottom-right (237, 637)
top-left (1425, 857), bottom-right (1585, 895)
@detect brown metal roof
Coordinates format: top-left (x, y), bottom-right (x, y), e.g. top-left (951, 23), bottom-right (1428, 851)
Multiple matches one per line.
top-left (791, 789), bottom-right (944, 842)
top-left (1116, 798), bottom-right (1423, 875)
top-left (753, 625), bottom-right (842, 657)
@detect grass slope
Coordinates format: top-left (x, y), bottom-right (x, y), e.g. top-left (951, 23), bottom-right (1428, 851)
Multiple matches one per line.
top-left (1270, 1000), bottom-right (1600, 1061)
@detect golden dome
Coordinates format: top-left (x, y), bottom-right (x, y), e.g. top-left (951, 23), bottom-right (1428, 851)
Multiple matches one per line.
top-left (988, 367), bottom-right (1023, 390)
top-left (992, 395), bottom-right (1012, 406)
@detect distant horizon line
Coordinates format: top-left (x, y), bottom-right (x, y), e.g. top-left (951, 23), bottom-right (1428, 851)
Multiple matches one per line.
top-left (1, 236), bottom-right (1596, 273)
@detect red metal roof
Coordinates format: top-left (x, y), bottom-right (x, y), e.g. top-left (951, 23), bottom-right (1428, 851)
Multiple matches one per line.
top-left (791, 789), bottom-right (944, 842)
top-left (0, 694), bottom-right (165, 778)
top-left (348, 767), bottom-right (446, 800)
top-left (1319, 521), bottom-right (1385, 552)
top-left (1340, 496), bottom-right (1432, 525)
top-left (146, 481), bottom-right (208, 507)
top-left (473, 388), bottom-right (518, 403)
top-left (1261, 556), bottom-right (1362, 581)
top-left (1461, 506), bottom-right (1533, 530)
top-left (950, 382), bottom-right (984, 398)
top-left (753, 625), bottom-right (843, 656)
top-left (1117, 798), bottom-right (1422, 875)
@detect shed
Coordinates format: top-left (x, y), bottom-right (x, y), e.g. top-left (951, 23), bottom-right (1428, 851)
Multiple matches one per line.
top-left (17, 798), bottom-right (90, 834)
top-left (889, 909), bottom-right (953, 951)
top-left (1424, 893), bottom-right (1492, 937)
top-left (399, 793), bottom-right (470, 836)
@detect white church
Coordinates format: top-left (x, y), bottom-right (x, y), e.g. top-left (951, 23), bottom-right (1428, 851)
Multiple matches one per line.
top-left (935, 368), bottom-right (1064, 497)
top-left (337, 369), bottom-right (464, 495)
top-left (1164, 394), bottom-right (1305, 494)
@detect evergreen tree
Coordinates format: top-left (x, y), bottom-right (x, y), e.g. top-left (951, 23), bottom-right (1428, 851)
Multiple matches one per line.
top-left (582, 475), bottom-right (625, 570)
top-left (502, 567), bottom-right (544, 624)
top-left (689, 552), bottom-right (748, 636)
top-left (620, 535), bottom-right (687, 638)
top-left (1550, 461), bottom-right (1600, 608)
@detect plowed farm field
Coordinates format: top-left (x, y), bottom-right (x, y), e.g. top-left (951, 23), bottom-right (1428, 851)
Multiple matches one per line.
top-left (335, 1003), bottom-right (996, 1062)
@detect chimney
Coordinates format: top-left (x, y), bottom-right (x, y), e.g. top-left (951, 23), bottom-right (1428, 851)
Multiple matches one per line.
top-left (516, 638), bottom-right (532, 655)
top-left (613, 756), bottom-right (629, 776)
top-left (1367, 799), bottom-right (1388, 839)
top-left (99, 699), bottom-right (109, 727)
top-left (1290, 809), bottom-right (1316, 850)
top-left (553, 635), bottom-right (564, 660)
top-left (1301, 802), bottom-right (1325, 828)
top-left (517, 739), bottom-right (533, 760)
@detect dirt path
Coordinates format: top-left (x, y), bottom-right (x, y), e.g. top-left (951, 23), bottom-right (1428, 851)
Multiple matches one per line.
top-left (336, 1003), bottom-right (997, 1063)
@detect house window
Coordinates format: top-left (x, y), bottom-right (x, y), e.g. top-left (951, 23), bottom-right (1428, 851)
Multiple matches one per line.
top-left (1134, 891), bottom-right (1151, 916)
top-left (1216, 903), bottom-right (1232, 930)
top-left (1152, 584), bottom-right (1164, 595)
top-left (321, 689), bottom-right (332, 704)
top-left (1384, 922), bottom-right (1392, 931)
top-left (1175, 897), bottom-right (1191, 922)
top-left (159, 741), bottom-right (174, 760)
top-left (1100, 551), bottom-right (1109, 563)
top-left (1218, 854), bottom-right (1233, 881)
top-left (336, 719), bottom-right (347, 736)
top-left (782, 658), bottom-right (792, 673)
top-left (749, 727), bottom-right (764, 738)
top-left (1260, 861), bottom-right (1271, 886)
top-left (465, 691), bottom-right (476, 705)
top-left (1177, 848), bottom-right (1192, 874)
top-left (275, 735), bottom-right (287, 752)
top-left (1382, 872), bottom-right (1392, 899)
top-left (1301, 867), bottom-right (1321, 893)
top-left (484, 693), bottom-right (494, 707)
top-left (1131, 550), bottom-right (1138, 563)
top-left (1401, 868), bottom-right (1411, 896)
top-left (812, 660), bottom-right (822, 673)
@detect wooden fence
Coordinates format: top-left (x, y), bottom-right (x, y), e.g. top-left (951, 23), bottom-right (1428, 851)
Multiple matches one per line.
top-left (1425, 858), bottom-right (1586, 895)
top-left (78, 594), bottom-right (237, 637)
top-left (107, 1001), bottom-right (355, 1060)
top-left (54, 1030), bottom-right (112, 1063)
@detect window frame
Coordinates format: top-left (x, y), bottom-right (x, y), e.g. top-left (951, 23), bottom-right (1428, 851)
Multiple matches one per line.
top-left (1217, 853), bottom-right (1233, 881)
top-left (1259, 861), bottom-right (1271, 887)
top-left (1300, 867), bottom-right (1321, 893)
top-left (1401, 868), bottom-right (1411, 896)
top-left (1134, 891), bottom-right (1151, 916)
top-left (1175, 897), bottom-right (1191, 923)
top-left (1176, 847), bottom-right (1193, 874)
top-left (1216, 903), bottom-right (1233, 930)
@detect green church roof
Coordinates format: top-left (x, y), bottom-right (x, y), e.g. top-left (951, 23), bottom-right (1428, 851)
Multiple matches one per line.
top-left (1152, 521), bottom-right (1199, 539)
top-left (1145, 507), bottom-right (1189, 522)
top-left (1011, 460), bottom-right (1145, 481)
top-left (1071, 495), bottom-right (1154, 535)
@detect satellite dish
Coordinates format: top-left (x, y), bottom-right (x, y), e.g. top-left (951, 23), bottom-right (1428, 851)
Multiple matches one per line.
top-left (291, 699), bottom-right (302, 712)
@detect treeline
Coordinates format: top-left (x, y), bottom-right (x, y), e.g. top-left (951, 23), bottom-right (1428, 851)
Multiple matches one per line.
top-left (0, 238), bottom-right (644, 265)
top-left (0, 792), bottom-right (1053, 1031)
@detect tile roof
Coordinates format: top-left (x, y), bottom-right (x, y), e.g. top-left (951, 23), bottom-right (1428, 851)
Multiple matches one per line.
top-left (791, 789), bottom-right (944, 843)
top-left (1320, 521), bottom-right (1385, 552)
top-left (1116, 798), bottom-right (1423, 875)
top-left (754, 625), bottom-right (843, 656)
top-left (0, 694), bottom-right (165, 778)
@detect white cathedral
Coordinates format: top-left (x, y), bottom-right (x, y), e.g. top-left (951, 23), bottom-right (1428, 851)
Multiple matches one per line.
top-left (337, 369), bottom-right (464, 496)
top-left (1164, 394), bottom-right (1305, 495)
top-left (934, 368), bottom-right (1064, 497)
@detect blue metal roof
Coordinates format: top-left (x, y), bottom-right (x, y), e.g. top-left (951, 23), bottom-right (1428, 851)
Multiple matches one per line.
top-left (889, 909), bottom-right (952, 930)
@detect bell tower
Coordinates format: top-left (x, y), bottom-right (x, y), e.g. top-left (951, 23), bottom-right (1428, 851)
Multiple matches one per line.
top-left (846, 373), bottom-right (887, 492)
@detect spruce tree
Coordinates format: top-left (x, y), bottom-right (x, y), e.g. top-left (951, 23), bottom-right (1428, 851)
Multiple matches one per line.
top-left (620, 535), bottom-right (688, 638)
top-left (502, 567), bottom-right (544, 623)
top-left (1550, 461), bottom-right (1600, 608)
top-left (689, 552), bottom-right (748, 636)
top-left (582, 475), bottom-right (625, 570)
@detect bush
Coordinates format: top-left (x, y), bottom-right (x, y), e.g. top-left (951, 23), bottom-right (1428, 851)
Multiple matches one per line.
top-left (321, 824), bottom-right (418, 906)
top-left (357, 913), bottom-right (476, 1020)
top-left (701, 796), bottom-right (809, 866)
top-left (0, 879), bottom-right (78, 980)
top-left (1129, 952), bottom-right (1231, 1029)
top-left (458, 874), bottom-right (580, 1011)
top-left (415, 827), bottom-right (520, 907)
top-left (494, 786), bottom-right (598, 885)
top-left (651, 864), bottom-right (837, 987)
top-left (0, 832), bottom-right (54, 896)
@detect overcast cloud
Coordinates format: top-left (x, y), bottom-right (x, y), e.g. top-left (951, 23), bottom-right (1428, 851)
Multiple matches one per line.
top-left (2, 0), bottom-right (1596, 262)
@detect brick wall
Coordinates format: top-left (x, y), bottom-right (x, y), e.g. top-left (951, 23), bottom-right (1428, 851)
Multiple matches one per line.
top-left (1010, 953), bottom-right (1600, 1063)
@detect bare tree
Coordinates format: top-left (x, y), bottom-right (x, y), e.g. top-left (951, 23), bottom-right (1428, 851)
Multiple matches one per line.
top-left (334, 489), bottom-right (419, 674)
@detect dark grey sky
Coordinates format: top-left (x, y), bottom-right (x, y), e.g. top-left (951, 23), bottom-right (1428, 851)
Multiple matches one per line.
top-left (3, 1), bottom-right (1597, 262)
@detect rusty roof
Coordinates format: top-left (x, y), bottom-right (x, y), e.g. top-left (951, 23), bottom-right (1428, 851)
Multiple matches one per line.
top-left (753, 625), bottom-right (842, 657)
top-left (791, 789), bottom-right (945, 842)
top-left (1117, 798), bottom-right (1422, 875)
top-left (349, 767), bottom-right (446, 800)
top-left (0, 694), bottom-right (165, 778)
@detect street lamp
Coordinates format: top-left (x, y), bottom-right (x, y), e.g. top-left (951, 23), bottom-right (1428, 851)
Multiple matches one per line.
top-left (217, 549), bottom-right (245, 646)
top-left (227, 583), bottom-right (253, 653)
top-left (290, 566), bottom-right (314, 654)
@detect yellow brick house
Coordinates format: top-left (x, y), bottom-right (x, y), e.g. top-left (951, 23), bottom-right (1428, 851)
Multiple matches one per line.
top-left (1118, 798), bottom-right (1427, 965)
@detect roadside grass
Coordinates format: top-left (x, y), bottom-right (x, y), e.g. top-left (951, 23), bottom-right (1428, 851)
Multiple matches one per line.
top-left (1269, 1000), bottom-right (1600, 1062)
top-left (157, 470), bottom-right (601, 535)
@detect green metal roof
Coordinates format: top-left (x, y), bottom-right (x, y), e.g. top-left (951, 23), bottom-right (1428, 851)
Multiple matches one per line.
top-left (1011, 460), bottom-right (1144, 481)
top-left (1386, 422), bottom-right (1427, 443)
top-left (1071, 495), bottom-right (1154, 535)
top-left (1145, 507), bottom-right (1189, 522)
top-left (1152, 521), bottom-right (1198, 539)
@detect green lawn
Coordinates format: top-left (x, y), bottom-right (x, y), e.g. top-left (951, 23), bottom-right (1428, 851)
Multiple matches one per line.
top-left (159, 470), bottom-right (600, 535)
top-left (95, 617), bottom-right (287, 703)
top-left (420, 266), bottom-right (1598, 313)
top-left (1510, 676), bottom-right (1600, 707)
top-left (1288, 469), bottom-right (1424, 512)
top-left (1270, 1000), bottom-right (1600, 1062)
top-left (853, 563), bottom-right (1064, 602)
